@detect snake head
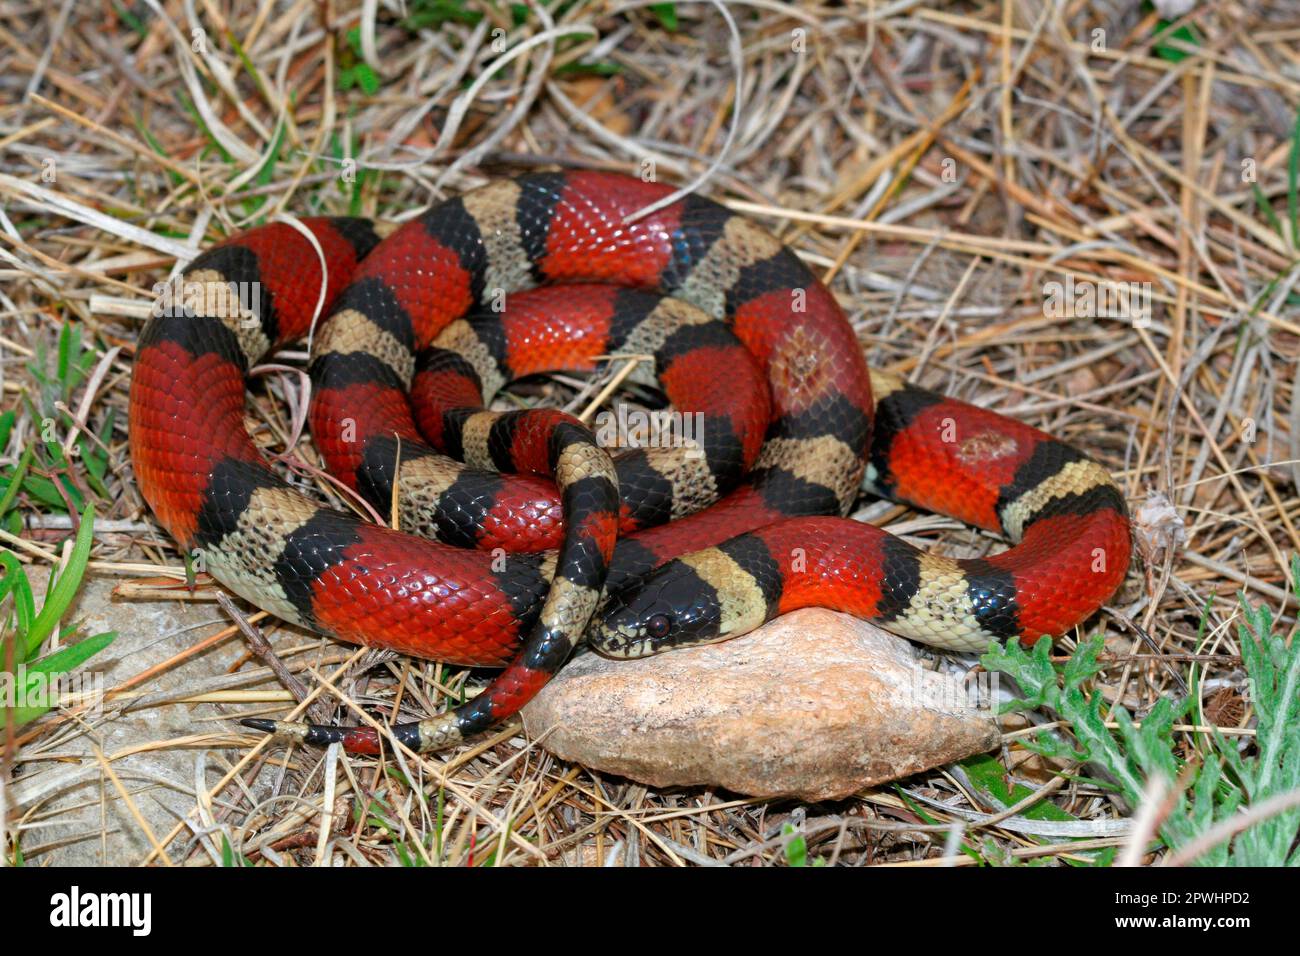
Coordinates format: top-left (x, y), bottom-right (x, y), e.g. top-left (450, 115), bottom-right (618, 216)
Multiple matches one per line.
top-left (589, 558), bottom-right (724, 659)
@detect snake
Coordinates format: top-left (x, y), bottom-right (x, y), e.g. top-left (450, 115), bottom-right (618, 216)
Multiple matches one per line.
top-left (128, 171), bottom-right (1132, 755)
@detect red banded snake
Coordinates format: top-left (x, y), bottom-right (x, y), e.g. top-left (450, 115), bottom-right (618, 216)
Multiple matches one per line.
top-left (128, 171), bottom-right (1132, 754)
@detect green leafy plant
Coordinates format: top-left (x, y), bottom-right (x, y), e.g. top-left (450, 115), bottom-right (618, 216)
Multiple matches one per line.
top-left (1142, 1), bottom-right (1202, 64)
top-left (401, 0), bottom-right (484, 31)
top-left (957, 753), bottom-right (1115, 866)
top-left (780, 821), bottom-right (826, 867)
top-left (553, 60), bottom-right (622, 78)
top-left (220, 834), bottom-right (254, 867)
top-left (1289, 103), bottom-right (1300, 251)
top-left (337, 27), bottom-right (381, 96)
top-left (111, 0), bottom-right (150, 38)
top-left (1, 322), bottom-right (115, 532)
top-left (1, 505), bottom-right (116, 728)
top-left (354, 792), bottom-right (434, 867)
top-left (982, 555), bottom-right (1300, 865)
top-left (649, 4), bottom-right (678, 32)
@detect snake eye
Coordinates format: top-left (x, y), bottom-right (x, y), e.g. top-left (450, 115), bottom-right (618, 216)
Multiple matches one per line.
top-left (645, 614), bottom-right (672, 640)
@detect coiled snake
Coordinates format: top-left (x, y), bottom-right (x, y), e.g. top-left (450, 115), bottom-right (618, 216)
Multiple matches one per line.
top-left (128, 172), bottom-right (1131, 754)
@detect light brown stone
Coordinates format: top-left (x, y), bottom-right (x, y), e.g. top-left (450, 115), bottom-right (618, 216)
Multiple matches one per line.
top-left (522, 607), bottom-right (1000, 800)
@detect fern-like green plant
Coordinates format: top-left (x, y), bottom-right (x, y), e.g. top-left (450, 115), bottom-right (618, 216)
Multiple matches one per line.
top-left (982, 555), bottom-right (1300, 865)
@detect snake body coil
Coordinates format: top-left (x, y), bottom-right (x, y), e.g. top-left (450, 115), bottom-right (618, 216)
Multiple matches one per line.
top-left (128, 172), bottom-right (1131, 754)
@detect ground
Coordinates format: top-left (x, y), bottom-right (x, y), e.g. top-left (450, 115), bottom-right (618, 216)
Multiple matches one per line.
top-left (1, 1), bottom-right (1298, 866)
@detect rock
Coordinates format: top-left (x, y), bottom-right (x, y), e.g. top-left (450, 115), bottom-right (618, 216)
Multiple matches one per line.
top-left (522, 608), bottom-right (1000, 801)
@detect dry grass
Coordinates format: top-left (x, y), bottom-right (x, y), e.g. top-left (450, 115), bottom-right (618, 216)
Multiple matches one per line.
top-left (1, 0), bottom-right (1298, 866)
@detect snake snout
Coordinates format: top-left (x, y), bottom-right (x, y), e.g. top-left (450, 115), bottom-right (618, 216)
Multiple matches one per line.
top-left (589, 559), bottom-right (725, 658)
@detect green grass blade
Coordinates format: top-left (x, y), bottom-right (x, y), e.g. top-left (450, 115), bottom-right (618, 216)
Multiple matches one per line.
top-left (1288, 104), bottom-right (1300, 250)
top-left (24, 505), bottom-right (95, 658)
top-left (0, 442), bottom-right (35, 520)
top-left (0, 552), bottom-right (35, 638)
top-left (649, 4), bottom-right (678, 31)
top-left (4, 629), bottom-right (115, 726)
